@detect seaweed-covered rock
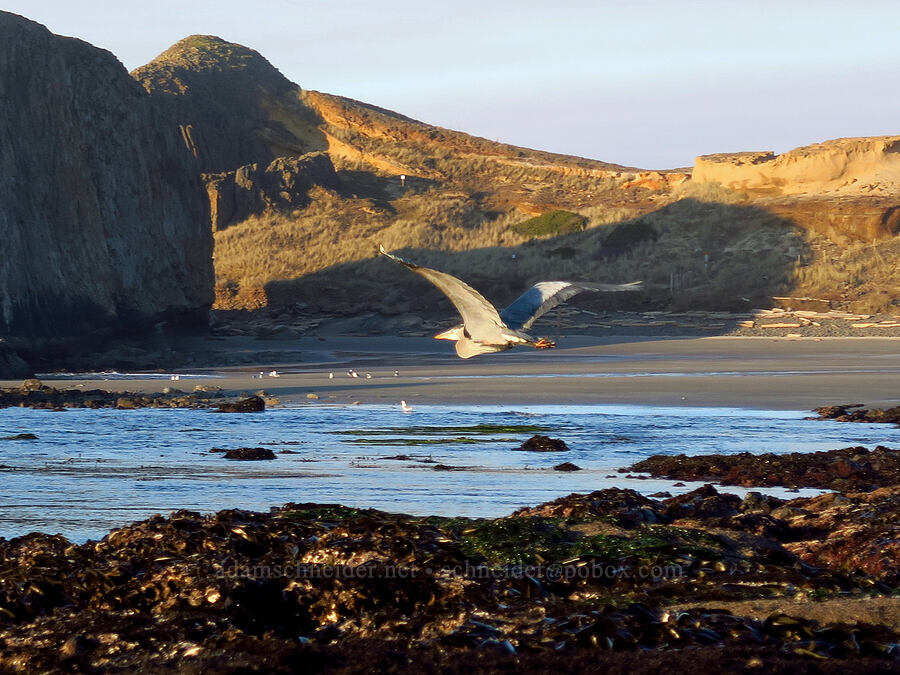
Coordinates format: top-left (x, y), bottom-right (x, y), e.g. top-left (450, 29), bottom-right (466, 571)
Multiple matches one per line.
top-left (553, 462), bottom-right (582, 472)
top-left (512, 488), bottom-right (666, 528)
top-left (812, 404), bottom-right (900, 426)
top-left (661, 485), bottom-right (742, 520)
top-left (0, 385), bottom-right (221, 410)
top-left (513, 435), bottom-right (569, 452)
top-left (223, 447), bottom-right (276, 460)
top-left (0, 493), bottom-right (898, 671)
top-left (783, 485), bottom-right (900, 584)
top-left (624, 446), bottom-right (900, 492)
top-left (216, 396), bottom-right (266, 413)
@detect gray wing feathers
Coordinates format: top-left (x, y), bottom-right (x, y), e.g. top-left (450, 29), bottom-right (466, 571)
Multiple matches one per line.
top-left (501, 280), bottom-right (642, 331)
top-left (500, 282), bottom-right (586, 331)
top-left (379, 246), bottom-right (505, 330)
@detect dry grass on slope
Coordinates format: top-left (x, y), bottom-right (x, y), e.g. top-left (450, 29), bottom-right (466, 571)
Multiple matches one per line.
top-left (213, 185), bottom-right (844, 316)
top-left (793, 237), bottom-right (900, 314)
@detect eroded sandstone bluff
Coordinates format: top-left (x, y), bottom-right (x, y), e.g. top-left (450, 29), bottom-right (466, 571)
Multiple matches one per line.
top-left (0, 13), bottom-right (213, 370)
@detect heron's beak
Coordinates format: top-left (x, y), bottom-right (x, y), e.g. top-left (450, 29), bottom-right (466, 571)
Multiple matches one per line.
top-left (434, 328), bottom-right (458, 341)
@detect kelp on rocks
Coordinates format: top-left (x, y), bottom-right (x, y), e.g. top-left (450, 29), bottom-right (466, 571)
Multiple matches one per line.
top-left (1, 486), bottom-right (900, 671)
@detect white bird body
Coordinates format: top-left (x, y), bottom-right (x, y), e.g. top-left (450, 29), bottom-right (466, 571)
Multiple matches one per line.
top-left (380, 245), bottom-right (641, 358)
top-left (400, 400), bottom-right (413, 412)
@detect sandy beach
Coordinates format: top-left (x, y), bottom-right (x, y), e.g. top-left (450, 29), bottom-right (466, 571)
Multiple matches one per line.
top-left (16, 335), bottom-right (899, 411)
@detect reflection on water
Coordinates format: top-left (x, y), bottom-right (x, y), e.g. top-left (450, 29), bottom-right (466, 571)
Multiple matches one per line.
top-left (1, 404), bottom-right (899, 542)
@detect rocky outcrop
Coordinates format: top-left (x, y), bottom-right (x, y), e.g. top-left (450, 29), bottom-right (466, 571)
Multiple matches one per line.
top-left (624, 445), bottom-right (900, 492)
top-left (4, 491), bottom-right (900, 671)
top-left (0, 13), bottom-right (213, 339)
top-left (690, 138), bottom-right (900, 245)
top-left (205, 153), bottom-right (340, 230)
top-left (0, 341), bottom-right (30, 378)
top-left (693, 136), bottom-right (900, 197)
top-left (766, 196), bottom-right (900, 244)
top-left (132, 35), bottom-right (327, 174)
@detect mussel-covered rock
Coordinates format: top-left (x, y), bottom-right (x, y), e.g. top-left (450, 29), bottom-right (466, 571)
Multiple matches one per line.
top-left (514, 435), bottom-right (569, 452)
top-left (1, 486), bottom-right (900, 671)
top-left (0, 384), bottom-right (222, 410)
top-left (812, 404), bottom-right (900, 426)
top-left (223, 447), bottom-right (276, 460)
top-left (216, 396), bottom-right (266, 413)
top-left (624, 446), bottom-right (900, 492)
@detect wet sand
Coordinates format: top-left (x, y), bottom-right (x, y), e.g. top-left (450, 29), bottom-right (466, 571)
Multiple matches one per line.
top-left (15, 335), bottom-right (900, 411)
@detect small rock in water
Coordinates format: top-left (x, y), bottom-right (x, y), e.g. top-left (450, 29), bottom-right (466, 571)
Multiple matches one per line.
top-left (553, 462), bottom-right (581, 471)
top-left (2, 432), bottom-right (37, 440)
top-left (222, 447), bottom-right (276, 460)
top-left (216, 396), bottom-right (265, 413)
top-left (514, 435), bottom-right (570, 452)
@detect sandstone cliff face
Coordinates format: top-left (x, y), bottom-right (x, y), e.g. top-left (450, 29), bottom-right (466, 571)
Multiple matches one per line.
top-left (0, 12), bottom-right (213, 343)
top-left (693, 137), bottom-right (900, 197)
top-left (691, 138), bottom-right (900, 244)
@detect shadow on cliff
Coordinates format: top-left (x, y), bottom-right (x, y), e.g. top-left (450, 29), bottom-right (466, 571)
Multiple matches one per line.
top-left (336, 170), bottom-right (438, 209)
top-left (251, 199), bottom-right (812, 336)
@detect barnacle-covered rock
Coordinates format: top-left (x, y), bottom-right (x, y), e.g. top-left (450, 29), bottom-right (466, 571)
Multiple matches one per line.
top-left (0, 490), bottom-right (899, 671)
top-left (625, 446), bottom-right (900, 492)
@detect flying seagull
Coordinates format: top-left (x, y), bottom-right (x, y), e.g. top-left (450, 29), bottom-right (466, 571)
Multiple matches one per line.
top-left (380, 245), bottom-right (641, 358)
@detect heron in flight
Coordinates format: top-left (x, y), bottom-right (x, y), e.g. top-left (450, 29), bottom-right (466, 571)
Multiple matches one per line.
top-left (380, 245), bottom-right (641, 358)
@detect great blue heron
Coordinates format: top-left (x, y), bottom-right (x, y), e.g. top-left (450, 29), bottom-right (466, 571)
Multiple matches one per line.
top-left (380, 245), bottom-right (641, 358)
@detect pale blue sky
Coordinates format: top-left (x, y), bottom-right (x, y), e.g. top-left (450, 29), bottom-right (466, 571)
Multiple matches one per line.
top-left (5, 1), bottom-right (898, 168)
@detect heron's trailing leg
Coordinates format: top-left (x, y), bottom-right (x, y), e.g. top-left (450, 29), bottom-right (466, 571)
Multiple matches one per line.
top-left (533, 338), bottom-right (555, 349)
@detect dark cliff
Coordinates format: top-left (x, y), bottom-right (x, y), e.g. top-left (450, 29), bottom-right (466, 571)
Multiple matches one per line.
top-left (0, 13), bottom-right (213, 356)
top-left (132, 35), bottom-right (326, 174)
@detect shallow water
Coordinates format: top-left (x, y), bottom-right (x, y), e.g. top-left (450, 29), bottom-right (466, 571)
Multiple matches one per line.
top-left (1, 403), bottom-right (899, 542)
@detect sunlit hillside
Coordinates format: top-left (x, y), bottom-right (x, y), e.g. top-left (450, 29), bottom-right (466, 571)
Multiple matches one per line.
top-left (133, 36), bottom-right (900, 320)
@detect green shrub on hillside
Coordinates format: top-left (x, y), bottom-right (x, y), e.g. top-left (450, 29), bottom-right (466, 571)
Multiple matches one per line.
top-left (510, 210), bottom-right (587, 238)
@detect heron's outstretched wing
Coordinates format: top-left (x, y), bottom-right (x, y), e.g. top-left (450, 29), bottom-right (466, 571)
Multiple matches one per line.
top-left (379, 246), bottom-right (506, 334)
top-left (500, 281), bottom-right (642, 331)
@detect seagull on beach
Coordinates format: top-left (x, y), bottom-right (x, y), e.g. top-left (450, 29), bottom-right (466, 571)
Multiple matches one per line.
top-left (268, 370), bottom-right (280, 378)
top-left (347, 369), bottom-right (359, 378)
top-left (400, 400), bottom-right (413, 412)
top-left (379, 245), bottom-right (641, 358)
top-left (328, 372), bottom-right (334, 379)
